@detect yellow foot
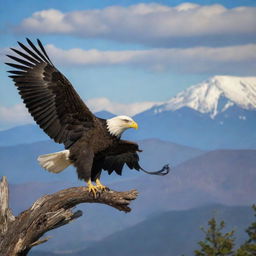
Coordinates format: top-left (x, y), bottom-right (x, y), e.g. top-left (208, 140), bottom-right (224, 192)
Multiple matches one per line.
top-left (96, 179), bottom-right (109, 191)
top-left (86, 180), bottom-right (99, 198)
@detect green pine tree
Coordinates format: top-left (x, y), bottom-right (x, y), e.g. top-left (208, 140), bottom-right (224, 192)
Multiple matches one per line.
top-left (194, 217), bottom-right (235, 256)
top-left (236, 205), bottom-right (256, 256)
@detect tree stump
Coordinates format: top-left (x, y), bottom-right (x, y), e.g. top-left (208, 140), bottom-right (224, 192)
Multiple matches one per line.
top-left (0, 176), bottom-right (138, 256)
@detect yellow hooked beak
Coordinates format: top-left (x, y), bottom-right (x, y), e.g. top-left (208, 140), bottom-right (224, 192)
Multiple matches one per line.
top-left (130, 121), bottom-right (138, 130)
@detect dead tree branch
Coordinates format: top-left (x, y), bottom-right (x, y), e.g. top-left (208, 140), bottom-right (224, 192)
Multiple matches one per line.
top-left (0, 176), bottom-right (138, 256)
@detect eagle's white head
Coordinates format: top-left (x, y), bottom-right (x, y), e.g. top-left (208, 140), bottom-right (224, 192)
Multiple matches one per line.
top-left (106, 115), bottom-right (138, 137)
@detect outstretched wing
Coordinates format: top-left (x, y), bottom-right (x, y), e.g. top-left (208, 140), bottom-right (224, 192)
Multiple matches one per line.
top-left (6, 39), bottom-right (96, 148)
top-left (92, 140), bottom-right (170, 177)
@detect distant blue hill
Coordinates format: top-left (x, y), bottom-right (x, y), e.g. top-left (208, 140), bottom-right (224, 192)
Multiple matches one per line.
top-left (74, 205), bottom-right (254, 256)
top-left (73, 205), bottom-right (253, 256)
top-left (29, 205), bottom-right (255, 256)
top-left (8, 148), bottom-right (256, 252)
top-left (0, 124), bottom-right (48, 146)
top-left (0, 138), bottom-right (203, 184)
top-left (95, 110), bottom-right (115, 119)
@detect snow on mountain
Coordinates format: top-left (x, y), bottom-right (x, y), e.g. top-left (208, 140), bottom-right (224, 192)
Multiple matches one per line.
top-left (154, 76), bottom-right (256, 118)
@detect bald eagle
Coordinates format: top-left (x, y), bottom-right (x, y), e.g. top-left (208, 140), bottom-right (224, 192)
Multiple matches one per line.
top-left (6, 39), bottom-right (169, 196)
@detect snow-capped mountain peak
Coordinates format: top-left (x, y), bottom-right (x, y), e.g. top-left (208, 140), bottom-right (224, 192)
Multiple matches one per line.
top-left (154, 76), bottom-right (256, 118)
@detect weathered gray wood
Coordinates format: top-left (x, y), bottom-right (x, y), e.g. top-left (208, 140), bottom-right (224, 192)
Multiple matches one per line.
top-left (0, 176), bottom-right (138, 256)
top-left (0, 176), bottom-right (15, 234)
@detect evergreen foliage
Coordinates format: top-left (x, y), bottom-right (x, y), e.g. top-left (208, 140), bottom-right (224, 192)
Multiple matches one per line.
top-left (194, 217), bottom-right (235, 256)
top-left (236, 205), bottom-right (256, 256)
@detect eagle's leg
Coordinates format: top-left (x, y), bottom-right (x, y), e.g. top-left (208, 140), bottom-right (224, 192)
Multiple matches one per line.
top-left (96, 178), bottom-right (109, 191)
top-left (86, 179), bottom-right (99, 198)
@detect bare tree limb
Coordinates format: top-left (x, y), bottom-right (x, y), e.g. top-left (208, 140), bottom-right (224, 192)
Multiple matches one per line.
top-left (0, 176), bottom-right (138, 256)
top-left (0, 176), bottom-right (15, 234)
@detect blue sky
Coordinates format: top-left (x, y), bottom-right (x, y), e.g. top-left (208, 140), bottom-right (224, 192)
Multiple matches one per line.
top-left (0, 0), bottom-right (255, 129)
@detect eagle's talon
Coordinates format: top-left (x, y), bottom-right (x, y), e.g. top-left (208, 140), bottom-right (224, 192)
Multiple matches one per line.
top-left (96, 184), bottom-right (109, 191)
top-left (90, 191), bottom-right (99, 199)
top-left (87, 183), bottom-right (98, 198)
top-left (89, 189), bottom-right (98, 198)
top-left (96, 179), bottom-right (109, 192)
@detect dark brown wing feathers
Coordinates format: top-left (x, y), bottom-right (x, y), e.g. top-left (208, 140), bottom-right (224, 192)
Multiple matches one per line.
top-left (93, 140), bottom-right (170, 177)
top-left (90, 140), bottom-right (142, 178)
top-left (103, 152), bottom-right (141, 175)
top-left (6, 39), bottom-right (95, 148)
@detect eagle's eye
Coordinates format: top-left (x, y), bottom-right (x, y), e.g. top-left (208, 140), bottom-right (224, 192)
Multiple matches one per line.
top-left (123, 119), bottom-right (130, 123)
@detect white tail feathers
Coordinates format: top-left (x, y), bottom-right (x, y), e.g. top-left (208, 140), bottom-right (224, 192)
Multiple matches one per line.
top-left (37, 150), bottom-right (71, 173)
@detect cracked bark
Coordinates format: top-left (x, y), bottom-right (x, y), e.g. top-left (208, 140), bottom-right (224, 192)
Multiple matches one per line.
top-left (0, 176), bottom-right (138, 256)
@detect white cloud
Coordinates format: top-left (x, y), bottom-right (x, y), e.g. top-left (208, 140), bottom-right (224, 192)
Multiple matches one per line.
top-left (3, 42), bottom-right (256, 74)
top-left (0, 104), bottom-right (33, 128)
top-left (16, 3), bottom-right (256, 47)
top-left (86, 97), bottom-right (161, 116)
top-left (45, 43), bottom-right (256, 74)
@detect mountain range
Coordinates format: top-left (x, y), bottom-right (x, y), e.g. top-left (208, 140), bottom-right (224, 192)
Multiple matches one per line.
top-left (0, 138), bottom-right (204, 184)
top-left (30, 205), bottom-right (255, 256)
top-left (72, 205), bottom-right (254, 256)
top-left (126, 76), bottom-right (256, 149)
top-left (1, 75), bottom-right (255, 150)
top-left (1, 75), bottom-right (255, 254)
top-left (7, 147), bottom-right (256, 252)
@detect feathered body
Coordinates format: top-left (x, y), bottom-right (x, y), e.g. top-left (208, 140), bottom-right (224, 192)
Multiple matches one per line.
top-left (6, 39), bottom-right (169, 192)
